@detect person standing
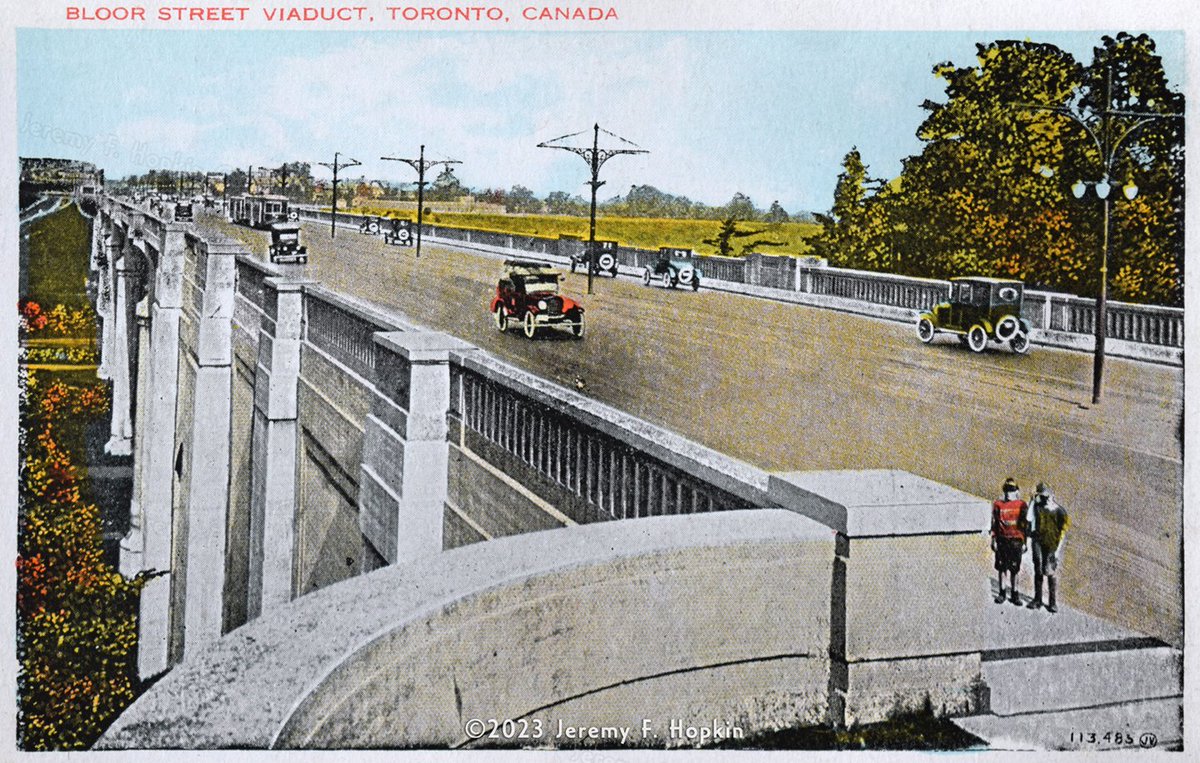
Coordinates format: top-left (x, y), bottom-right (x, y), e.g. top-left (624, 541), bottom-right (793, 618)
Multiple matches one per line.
top-left (1026, 482), bottom-right (1070, 613)
top-left (991, 477), bottom-right (1029, 605)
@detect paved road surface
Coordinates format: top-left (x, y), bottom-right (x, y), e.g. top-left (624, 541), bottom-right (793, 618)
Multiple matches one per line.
top-left (198, 212), bottom-right (1184, 646)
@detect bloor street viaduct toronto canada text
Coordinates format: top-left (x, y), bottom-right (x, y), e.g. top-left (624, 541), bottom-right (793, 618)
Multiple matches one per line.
top-left (14, 27), bottom-right (1185, 753)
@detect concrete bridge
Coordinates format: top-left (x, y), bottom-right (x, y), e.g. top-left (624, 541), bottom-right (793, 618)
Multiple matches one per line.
top-left (88, 196), bottom-right (1181, 749)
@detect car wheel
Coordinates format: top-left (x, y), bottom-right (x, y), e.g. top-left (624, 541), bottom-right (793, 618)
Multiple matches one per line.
top-left (493, 305), bottom-right (507, 332)
top-left (598, 253), bottom-right (616, 273)
top-left (570, 312), bottom-right (584, 338)
top-left (995, 315), bottom-right (1019, 341)
top-left (1009, 330), bottom-right (1031, 355)
top-left (523, 311), bottom-right (538, 339)
top-left (288, 211), bottom-right (299, 221)
top-left (642, 268), bottom-right (652, 286)
top-left (917, 317), bottom-right (936, 343)
top-left (368, 222), bottom-right (380, 234)
top-left (966, 324), bottom-right (988, 353)
top-left (664, 272), bottom-right (676, 288)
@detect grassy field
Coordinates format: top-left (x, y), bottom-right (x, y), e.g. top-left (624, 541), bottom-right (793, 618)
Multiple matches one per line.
top-left (349, 206), bottom-right (821, 257)
top-left (23, 204), bottom-right (92, 308)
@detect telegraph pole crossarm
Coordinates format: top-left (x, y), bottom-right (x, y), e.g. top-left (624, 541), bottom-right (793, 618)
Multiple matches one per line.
top-left (317, 152), bottom-right (362, 238)
top-left (538, 124), bottom-right (647, 294)
top-left (381, 146), bottom-right (461, 258)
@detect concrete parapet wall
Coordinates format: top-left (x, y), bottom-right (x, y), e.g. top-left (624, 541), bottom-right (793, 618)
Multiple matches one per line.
top-left (97, 510), bottom-right (834, 749)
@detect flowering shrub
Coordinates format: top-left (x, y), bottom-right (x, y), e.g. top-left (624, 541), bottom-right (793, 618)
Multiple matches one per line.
top-left (17, 369), bottom-right (141, 750)
top-left (18, 299), bottom-right (96, 336)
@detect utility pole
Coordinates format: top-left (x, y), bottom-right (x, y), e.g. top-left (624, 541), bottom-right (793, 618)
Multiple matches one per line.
top-left (316, 152), bottom-right (362, 238)
top-left (538, 124), bottom-right (647, 294)
top-left (381, 146), bottom-right (460, 258)
top-left (275, 163), bottom-right (291, 195)
top-left (246, 165), bottom-right (254, 195)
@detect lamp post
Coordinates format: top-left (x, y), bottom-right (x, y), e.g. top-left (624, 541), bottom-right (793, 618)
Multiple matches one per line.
top-left (316, 152), bottom-right (362, 239)
top-left (1020, 68), bottom-right (1181, 405)
top-left (380, 146), bottom-right (461, 259)
top-left (538, 124), bottom-right (647, 295)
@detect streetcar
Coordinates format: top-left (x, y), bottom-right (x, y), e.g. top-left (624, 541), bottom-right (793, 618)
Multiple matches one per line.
top-left (228, 193), bottom-right (293, 229)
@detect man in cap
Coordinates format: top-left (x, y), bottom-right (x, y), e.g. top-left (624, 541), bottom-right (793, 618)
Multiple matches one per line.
top-left (1026, 482), bottom-right (1070, 613)
top-left (991, 477), bottom-right (1029, 605)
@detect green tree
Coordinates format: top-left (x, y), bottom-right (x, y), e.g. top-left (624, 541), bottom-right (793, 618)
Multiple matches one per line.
top-left (765, 200), bottom-right (790, 223)
top-left (702, 214), bottom-right (785, 257)
top-left (505, 185), bottom-right (541, 214)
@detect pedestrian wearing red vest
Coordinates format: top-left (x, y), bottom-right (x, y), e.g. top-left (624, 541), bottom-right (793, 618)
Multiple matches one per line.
top-left (991, 477), bottom-right (1029, 605)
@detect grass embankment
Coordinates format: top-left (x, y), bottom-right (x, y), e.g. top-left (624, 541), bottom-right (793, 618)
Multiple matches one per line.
top-left (348, 206), bottom-right (821, 257)
top-left (24, 203), bottom-right (92, 308)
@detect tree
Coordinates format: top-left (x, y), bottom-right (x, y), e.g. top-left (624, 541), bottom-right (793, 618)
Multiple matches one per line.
top-left (813, 35), bottom-right (1183, 303)
top-left (765, 200), bottom-right (790, 223)
top-left (505, 185), bottom-right (541, 214)
top-left (429, 166), bottom-right (467, 201)
top-left (723, 191), bottom-right (759, 221)
top-left (702, 214), bottom-right (785, 257)
top-left (544, 191), bottom-right (587, 216)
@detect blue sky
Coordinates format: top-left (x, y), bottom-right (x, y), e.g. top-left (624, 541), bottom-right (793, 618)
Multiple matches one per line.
top-left (17, 29), bottom-right (1185, 213)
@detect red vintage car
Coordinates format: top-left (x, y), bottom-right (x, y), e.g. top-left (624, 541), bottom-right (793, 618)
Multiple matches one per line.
top-left (490, 260), bottom-right (584, 339)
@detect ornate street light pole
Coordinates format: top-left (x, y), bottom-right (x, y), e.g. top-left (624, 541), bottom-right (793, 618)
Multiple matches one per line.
top-left (381, 146), bottom-right (461, 259)
top-left (316, 152), bottom-right (362, 239)
top-left (538, 124), bottom-right (647, 295)
top-left (1021, 67), bottom-right (1181, 405)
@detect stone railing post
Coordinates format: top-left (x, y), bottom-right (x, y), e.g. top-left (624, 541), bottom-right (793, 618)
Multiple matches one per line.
top-left (358, 331), bottom-right (471, 567)
top-left (180, 240), bottom-right (239, 659)
top-left (247, 278), bottom-right (309, 619)
top-left (768, 469), bottom-right (989, 726)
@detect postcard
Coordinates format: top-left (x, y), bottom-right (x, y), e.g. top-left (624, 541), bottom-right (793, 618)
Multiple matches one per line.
top-left (3, 0), bottom-right (1195, 757)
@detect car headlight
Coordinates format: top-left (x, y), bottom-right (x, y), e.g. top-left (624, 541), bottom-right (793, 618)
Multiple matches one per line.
top-left (537, 300), bottom-right (547, 311)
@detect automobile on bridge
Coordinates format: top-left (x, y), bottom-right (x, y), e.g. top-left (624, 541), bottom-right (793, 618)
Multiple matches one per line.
top-left (568, 239), bottom-right (620, 278)
top-left (644, 247), bottom-right (702, 290)
top-left (383, 218), bottom-right (414, 247)
top-left (358, 216), bottom-right (386, 235)
top-left (491, 260), bottom-right (584, 339)
top-left (267, 221), bottom-right (308, 265)
top-left (917, 276), bottom-right (1031, 353)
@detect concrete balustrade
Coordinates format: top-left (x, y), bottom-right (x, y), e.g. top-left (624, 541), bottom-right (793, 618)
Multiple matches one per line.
top-left (293, 205), bottom-right (1182, 355)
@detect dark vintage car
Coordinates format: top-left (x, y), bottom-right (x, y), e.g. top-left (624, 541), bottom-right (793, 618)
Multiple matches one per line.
top-left (490, 260), bottom-right (584, 339)
top-left (173, 202), bottom-right (193, 222)
top-left (383, 218), bottom-right (414, 246)
top-left (268, 221), bottom-right (308, 265)
top-left (643, 247), bottom-right (701, 290)
top-left (358, 216), bottom-right (386, 235)
top-left (917, 276), bottom-right (1031, 354)
top-left (565, 238), bottom-right (620, 277)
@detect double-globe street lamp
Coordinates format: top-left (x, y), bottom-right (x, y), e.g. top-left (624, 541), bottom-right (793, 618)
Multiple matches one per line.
top-left (1021, 69), bottom-right (1181, 405)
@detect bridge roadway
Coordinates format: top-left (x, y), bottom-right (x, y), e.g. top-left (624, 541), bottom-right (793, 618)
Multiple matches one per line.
top-left (195, 211), bottom-right (1183, 646)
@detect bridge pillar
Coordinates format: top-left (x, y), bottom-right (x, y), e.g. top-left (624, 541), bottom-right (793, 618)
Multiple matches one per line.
top-left (768, 469), bottom-right (989, 726)
top-left (180, 240), bottom-right (239, 659)
top-left (95, 218), bottom-right (117, 380)
top-left (359, 331), bottom-right (472, 567)
top-left (135, 224), bottom-right (187, 679)
top-left (105, 236), bottom-right (135, 456)
top-left (247, 278), bottom-right (309, 618)
top-left (120, 296), bottom-right (152, 578)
